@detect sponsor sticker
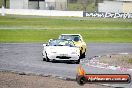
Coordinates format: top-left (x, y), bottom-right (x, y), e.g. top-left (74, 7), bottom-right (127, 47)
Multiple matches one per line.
top-left (76, 66), bottom-right (131, 85)
top-left (77, 74), bottom-right (131, 85)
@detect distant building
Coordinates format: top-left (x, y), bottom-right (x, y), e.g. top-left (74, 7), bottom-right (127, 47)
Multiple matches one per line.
top-left (10, 0), bottom-right (67, 10)
top-left (98, 0), bottom-right (132, 13)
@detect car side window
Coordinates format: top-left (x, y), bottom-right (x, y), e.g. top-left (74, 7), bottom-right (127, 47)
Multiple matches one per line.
top-left (74, 36), bottom-right (81, 42)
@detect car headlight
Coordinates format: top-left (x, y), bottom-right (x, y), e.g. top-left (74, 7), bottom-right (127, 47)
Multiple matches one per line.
top-left (71, 49), bottom-right (80, 54)
top-left (50, 50), bottom-right (57, 53)
top-left (47, 49), bottom-right (57, 53)
top-left (51, 51), bottom-right (57, 53)
top-left (71, 52), bottom-right (77, 54)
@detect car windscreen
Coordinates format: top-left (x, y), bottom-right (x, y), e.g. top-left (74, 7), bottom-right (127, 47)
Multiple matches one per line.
top-left (48, 40), bottom-right (75, 47)
top-left (59, 35), bottom-right (80, 42)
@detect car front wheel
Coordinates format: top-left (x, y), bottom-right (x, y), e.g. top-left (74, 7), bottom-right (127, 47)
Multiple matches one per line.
top-left (42, 53), bottom-right (46, 61)
top-left (75, 59), bottom-right (80, 64)
top-left (43, 58), bottom-right (46, 61)
top-left (45, 53), bottom-right (50, 62)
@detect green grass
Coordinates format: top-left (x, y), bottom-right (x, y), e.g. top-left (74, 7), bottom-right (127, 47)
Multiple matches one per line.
top-left (0, 15), bottom-right (132, 29)
top-left (0, 15), bottom-right (132, 43)
top-left (0, 29), bottom-right (132, 43)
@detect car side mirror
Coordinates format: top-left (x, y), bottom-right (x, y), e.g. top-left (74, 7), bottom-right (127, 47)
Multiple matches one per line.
top-left (49, 39), bottom-right (53, 42)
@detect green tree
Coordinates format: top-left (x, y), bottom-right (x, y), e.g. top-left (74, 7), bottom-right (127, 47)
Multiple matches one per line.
top-left (69, 0), bottom-right (78, 3)
top-left (78, 0), bottom-right (93, 11)
top-left (3, 0), bottom-right (7, 7)
top-left (94, 0), bottom-right (104, 11)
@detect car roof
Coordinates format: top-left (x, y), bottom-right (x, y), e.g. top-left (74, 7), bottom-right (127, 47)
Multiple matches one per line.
top-left (49, 39), bottom-right (74, 42)
top-left (60, 34), bottom-right (81, 36)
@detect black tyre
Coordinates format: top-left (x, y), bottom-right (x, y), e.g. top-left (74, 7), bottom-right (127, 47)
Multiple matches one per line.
top-left (43, 58), bottom-right (46, 61)
top-left (45, 53), bottom-right (50, 62)
top-left (76, 59), bottom-right (80, 64)
top-left (42, 53), bottom-right (46, 61)
top-left (82, 52), bottom-right (86, 58)
top-left (46, 57), bottom-right (49, 62)
top-left (79, 50), bottom-right (82, 59)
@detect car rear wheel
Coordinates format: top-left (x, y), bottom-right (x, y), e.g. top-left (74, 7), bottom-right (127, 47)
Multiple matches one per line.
top-left (82, 52), bottom-right (86, 58)
top-left (79, 50), bottom-right (82, 59)
top-left (81, 49), bottom-right (86, 58)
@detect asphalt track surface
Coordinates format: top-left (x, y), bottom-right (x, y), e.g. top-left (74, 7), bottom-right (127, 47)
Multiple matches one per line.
top-left (0, 43), bottom-right (132, 88)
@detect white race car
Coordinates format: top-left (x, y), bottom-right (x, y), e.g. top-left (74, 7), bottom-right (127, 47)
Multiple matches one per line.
top-left (42, 39), bottom-right (80, 64)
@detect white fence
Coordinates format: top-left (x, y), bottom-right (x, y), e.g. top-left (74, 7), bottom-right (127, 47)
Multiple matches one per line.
top-left (0, 8), bottom-right (83, 17)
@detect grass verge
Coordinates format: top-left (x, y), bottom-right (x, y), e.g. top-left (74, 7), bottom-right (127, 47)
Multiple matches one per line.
top-left (0, 15), bottom-right (132, 29)
top-left (0, 15), bottom-right (132, 42)
top-left (0, 29), bottom-right (132, 42)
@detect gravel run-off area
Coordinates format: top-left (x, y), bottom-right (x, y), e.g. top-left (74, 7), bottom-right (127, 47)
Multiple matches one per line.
top-left (0, 71), bottom-right (112, 88)
top-left (99, 54), bottom-right (132, 68)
